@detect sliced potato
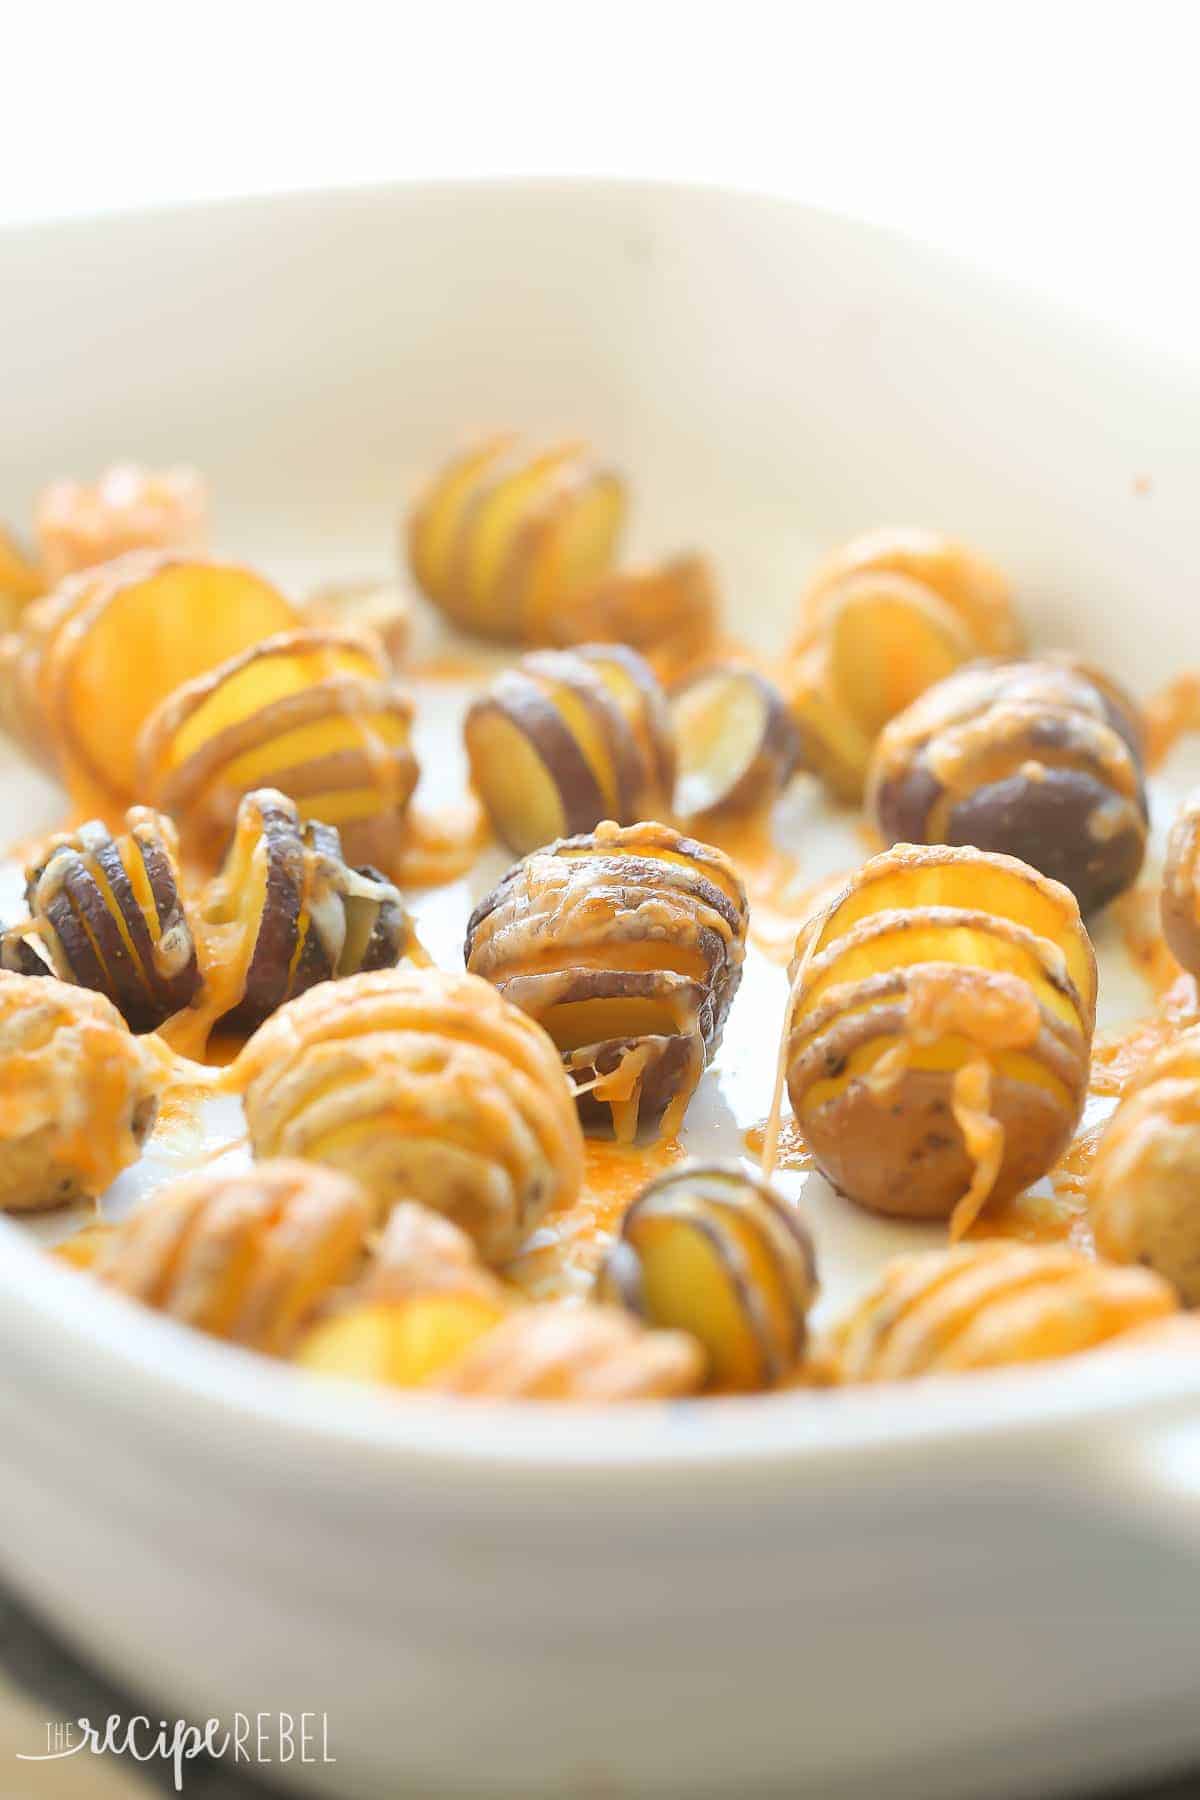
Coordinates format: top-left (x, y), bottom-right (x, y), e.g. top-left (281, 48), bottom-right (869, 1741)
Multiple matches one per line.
top-left (801, 526), bottom-right (1021, 660)
top-left (464, 645), bottom-right (672, 855)
top-left (466, 821), bottom-right (748, 1141)
top-left (548, 553), bottom-right (720, 677)
top-left (16, 552), bottom-right (298, 802)
top-left (671, 663), bottom-right (800, 818)
top-left (296, 1293), bottom-right (507, 1387)
top-left (406, 436), bottom-right (626, 641)
top-left (138, 627), bottom-right (418, 870)
top-left (829, 1242), bottom-right (1176, 1381)
top-left (598, 1160), bottom-right (817, 1391)
top-left (35, 463), bottom-right (207, 585)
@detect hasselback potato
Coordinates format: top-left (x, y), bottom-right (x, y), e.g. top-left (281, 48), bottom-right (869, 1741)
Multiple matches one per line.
top-left (1, 808), bottom-right (200, 1032)
top-left (0, 974), bottom-right (159, 1212)
top-left (35, 463), bottom-right (208, 586)
top-left (432, 1302), bottom-right (705, 1401)
top-left (464, 644), bottom-right (675, 855)
top-left (670, 663), bottom-right (801, 819)
top-left (1160, 793), bottom-right (1200, 975)
top-left (1089, 1027), bottom-right (1200, 1304)
top-left (784, 528), bottom-right (1021, 802)
top-left (0, 552), bottom-right (297, 803)
top-left (829, 1241), bottom-right (1176, 1381)
top-left (138, 627), bottom-right (418, 871)
top-left (466, 820), bottom-right (748, 1141)
top-left (408, 436), bottom-right (626, 641)
top-left (237, 966), bottom-right (585, 1263)
top-left (296, 1202), bottom-right (510, 1388)
top-left (184, 788), bottom-right (422, 1040)
top-left (97, 1160), bottom-right (371, 1353)
top-left (597, 1161), bottom-right (818, 1390)
top-left (868, 657), bottom-right (1148, 915)
top-left (782, 843), bottom-right (1096, 1235)
top-left (546, 554), bottom-right (721, 678)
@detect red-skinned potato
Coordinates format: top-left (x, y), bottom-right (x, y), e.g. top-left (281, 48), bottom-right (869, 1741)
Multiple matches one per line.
top-left (1, 807), bottom-right (200, 1032)
top-left (464, 644), bottom-right (674, 855)
top-left (868, 658), bottom-right (1148, 916)
top-left (466, 821), bottom-right (748, 1141)
top-left (671, 663), bottom-right (801, 819)
top-left (597, 1161), bottom-right (818, 1390)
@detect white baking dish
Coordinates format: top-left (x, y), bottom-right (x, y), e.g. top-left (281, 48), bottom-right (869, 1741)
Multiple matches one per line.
top-left (2, 180), bottom-right (1200, 1800)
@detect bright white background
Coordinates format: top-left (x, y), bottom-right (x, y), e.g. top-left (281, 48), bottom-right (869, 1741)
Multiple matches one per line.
top-left (3, 0), bottom-right (1199, 361)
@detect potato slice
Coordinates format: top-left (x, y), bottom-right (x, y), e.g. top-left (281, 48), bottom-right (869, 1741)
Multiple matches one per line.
top-left (25, 552), bottom-right (297, 803)
top-left (802, 526), bottom-right (1021, 660)
top-left (464, 645), bottom-right (671, 856)
top-left (407, 436), bottom-right (626, 642)
top-left (466, 821), bottom-right (748, 1141)
top-left (829, 1242), bottom-right (1176, 1381)
top-left (824, 572), bottom-right (975, 739)
top-left (296, 1294), bottom-right (507, 1387)
top-left (782, 643), bottom-right (874, 803)
top-left (785, 842), bottom-right (1095, 1229)
top-left (35, 463), bottom-right (207, 585)
top-left (549, 553), bottom-right (720, 676)
top-left (671, 663), bottom-right (800, 819)
top-left (598, 1161), bottom-right (817, 1391)
top-left (138, 627), bottom-right (417, 870)
top-left (6, 807), bottom-right (200, 1032)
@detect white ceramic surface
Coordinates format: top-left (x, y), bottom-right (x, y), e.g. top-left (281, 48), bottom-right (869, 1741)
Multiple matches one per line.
top-left (2, 181), bottom-right (1200, 1799)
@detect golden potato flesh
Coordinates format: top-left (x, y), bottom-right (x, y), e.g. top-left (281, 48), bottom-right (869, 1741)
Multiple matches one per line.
top-left (785, 844), bottom-right (1095, 1233)
top-left (98, 1159), bottom-right (371, 1354)
top-left (466, 821), bottom-right (748, 1142)
top-left (432, 1302), bottom-right (704, 1401)
top-left (0, 973), bottom-right (159, 1212)
top-left (597, 1161), bottom-right (818, 1391)
top-left (237, 967), bottom-right (584, 1264)
top-left (464, 644), bottom-right (673, 856)
top-left (1089, 1028), bottom-right (1200, 1304)
top-left (829, 1241), bottom-right (1176, 1381)
top-left (407, 436), bottom-right (626, 641)
top-left (138, 627), bottom-right (418, 870)
top-left (800, 527), bottom-right (1022, 661)
top-left (18, 552), bottom-right (298, 802)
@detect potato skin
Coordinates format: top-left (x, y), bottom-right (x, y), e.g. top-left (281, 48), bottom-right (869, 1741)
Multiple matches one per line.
top-left (670, 663), bottom-right (801, 819)
top-left (1089, 1029), bottom-right (1200, 1304)
top-left (0, 974), bottom-right (158, 1212)
top-left (868, 659), bottom-right (1148, 916)
top-left (466, 821), bottom-right (748, 1140)
top-left (1161, 795), bottom-right (1200, 975)
top-left (784, 843), bottom-right (1095, 1229)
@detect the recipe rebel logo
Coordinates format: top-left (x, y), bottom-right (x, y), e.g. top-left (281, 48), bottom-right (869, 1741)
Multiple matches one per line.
top-left (17, 1712), bottom-right (336, 1790)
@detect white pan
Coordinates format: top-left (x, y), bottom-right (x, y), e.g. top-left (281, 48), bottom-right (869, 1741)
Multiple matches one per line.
top-left (1, 181), bottom-right (1199, 1800)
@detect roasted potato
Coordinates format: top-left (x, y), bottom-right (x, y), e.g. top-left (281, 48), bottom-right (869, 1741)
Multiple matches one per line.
top-left (237, 966), bottom-right (585, 1263)
top-left (186, 788), bottom-right (422, 1040)
top-left (466, 820), bottom-right (748, 1141)
top-left (35, 463), bottom-right (208, 586)
top-left (547, 554), bottom-right (721, 677)
top-left (138, 627), bottom-right (418, 871)
top-left (869, 658), bottom-right (1148, 916)
top-left (97, 1160), bottom-right (371, 1353)
top-left (296, 1202), bottom-right (509, 1387)
top-left (0, 551), bottom-right (297, 800)
top-left (431, 1302), bottom-right (704, 1401)
top-left (784, 843), bottom-right (1096, 1235)
top-left (2, 808), bottom-right (200, 1032)
top-left (1161, 793), bottom-right (1200, 975)
top-left (0, 974), bottom-right (159, 1212)
top-left (670, 663), bottom-right (801, 819)
top-left (597, 1161), bottom-right (817, 1390)
top-left (464, 644), bottom-right (675, 855)
top-left (829, 1241), bottom-right (1176, 1381)
top-left (307, 579), bottom-right (411, 668)
top-left (408, 436), bottom-right (626, 641)
top-left (784, 529), bottom-right (1022, 803)
top-left (1089, 1026), bottom-right (1200, 1304)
